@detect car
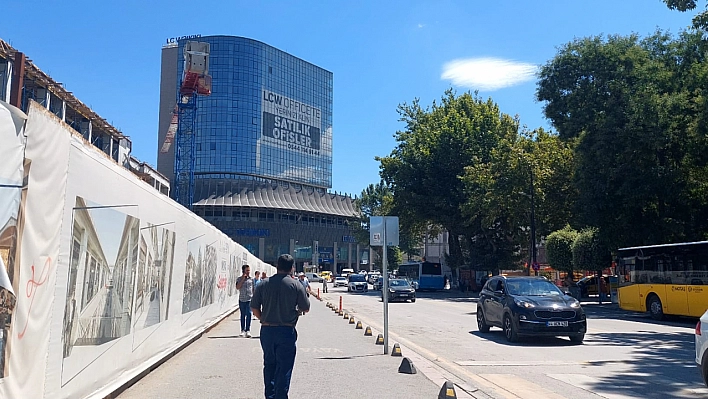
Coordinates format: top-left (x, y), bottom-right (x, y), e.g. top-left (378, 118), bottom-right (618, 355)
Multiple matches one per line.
top-left (320, 271), bottom-right (332, 281)
top-left (382, 279), bottom-right (416, 302)
top-left (696, 310), bottom-right (708, 386)
top-left (347, 273), bottom-right (368, 293)
top-left (334, 276), bottom-right (347, 287)
top-left (576, 275), bottom-right (610, 298)
top-left (304, 273), bottom-right (323, 283)
top-left (368, 273), bottom-right (381, 284)
top-left (373, 276), bottom-right (383, 290)
top-left (476, 276), bottom-right (587, 343)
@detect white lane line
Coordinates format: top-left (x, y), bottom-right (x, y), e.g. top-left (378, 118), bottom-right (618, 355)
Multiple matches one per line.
top-left (479, 374), bottom-right (567, 399)
top-left (547, 374), bottom-right (641, 399)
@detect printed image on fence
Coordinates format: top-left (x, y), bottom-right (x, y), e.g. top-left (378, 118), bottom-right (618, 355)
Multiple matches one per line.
top-left (62, 197), bottom-right (139, 381)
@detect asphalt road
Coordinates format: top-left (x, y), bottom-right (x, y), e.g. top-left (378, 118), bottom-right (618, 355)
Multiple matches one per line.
top-left (319, 282), bottom-right (708, 399)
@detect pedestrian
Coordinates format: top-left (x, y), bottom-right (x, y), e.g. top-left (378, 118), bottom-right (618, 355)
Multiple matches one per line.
top-left (298, 272), bottom-right (312, 296)
top-left (322, 274), bottom-right (328, 293)
top-left (235, 264), bottom-right (254, 338)
top-left (254, 271), bottom-right (262, 288)
top-left (251, 254), bottom-right (310, 399)
top-left (262, 271), bottom-right (267, 280)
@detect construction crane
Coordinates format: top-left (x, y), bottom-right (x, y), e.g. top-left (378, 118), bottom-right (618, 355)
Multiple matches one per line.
top-left (167, 41), bottom-right (211, 210)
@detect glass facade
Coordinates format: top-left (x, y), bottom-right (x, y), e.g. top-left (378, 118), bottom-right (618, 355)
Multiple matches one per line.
top-left (176, 36), bottom-right (333, 191)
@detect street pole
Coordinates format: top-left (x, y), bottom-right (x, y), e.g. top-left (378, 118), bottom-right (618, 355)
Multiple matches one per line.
top-left (530, 168), bottom-right (537, 276)
top-left (382, 217), bottom-right (389, 354)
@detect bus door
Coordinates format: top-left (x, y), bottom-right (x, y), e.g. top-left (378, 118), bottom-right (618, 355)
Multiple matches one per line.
top-left (688, 285), bottom-right (708, 317)
top-left (664, 284), bottom-right (689, 316)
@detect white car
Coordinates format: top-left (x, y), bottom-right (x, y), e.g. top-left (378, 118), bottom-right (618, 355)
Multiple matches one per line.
top-left (696, 310), bottom-right (708, 386)
top-left (347, 273), bottom-right (368, 293)
top-left (334, 276), bottom-right (347, 287)
top-left (304, 273), bottom-right (323, 283)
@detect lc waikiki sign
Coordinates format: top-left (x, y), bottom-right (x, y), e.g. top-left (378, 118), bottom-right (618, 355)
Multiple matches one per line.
top-left (261, 89), bottom-right (321, 156)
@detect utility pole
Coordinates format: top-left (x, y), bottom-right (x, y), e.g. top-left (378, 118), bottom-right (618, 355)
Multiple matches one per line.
top-left (531, 167), bottom-right (537, 276)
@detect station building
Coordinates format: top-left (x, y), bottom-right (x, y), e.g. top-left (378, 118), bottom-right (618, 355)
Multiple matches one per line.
top-left (157, 36), bottom-right (369, 271)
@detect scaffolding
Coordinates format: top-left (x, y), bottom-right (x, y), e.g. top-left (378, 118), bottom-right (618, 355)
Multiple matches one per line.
top-left (172, 41), bottom-right (211, 210)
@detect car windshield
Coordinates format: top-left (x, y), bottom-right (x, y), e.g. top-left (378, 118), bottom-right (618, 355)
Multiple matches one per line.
top-left (389, 279), bottom-right (410, 287)
top-left (349, 274), bottom-right (366, 282)
top-left (336, 277), bottom-right (345, 280)
top-left (506, 279), bottom-right (563, 296)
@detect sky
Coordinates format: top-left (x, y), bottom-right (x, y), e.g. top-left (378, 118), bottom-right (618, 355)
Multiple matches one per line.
top-left (0, 1), bottom-right (697, 197)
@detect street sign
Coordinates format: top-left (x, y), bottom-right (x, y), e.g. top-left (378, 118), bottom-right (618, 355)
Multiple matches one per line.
top-left (369, 216), bottom-right (399, 246)
top-left (532, 262), bottom-right (540, 271)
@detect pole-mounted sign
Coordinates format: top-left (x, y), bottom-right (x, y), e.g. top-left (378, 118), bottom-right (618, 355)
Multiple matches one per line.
top-left (369, 216), bottom-right (399, 354)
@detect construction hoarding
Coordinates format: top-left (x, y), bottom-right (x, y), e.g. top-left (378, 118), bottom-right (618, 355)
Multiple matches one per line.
top-left (0, 101), bottom-right (275, 399)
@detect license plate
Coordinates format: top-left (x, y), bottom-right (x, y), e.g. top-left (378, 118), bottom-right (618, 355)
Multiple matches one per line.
top-left (546, 321), bottom-right (568, 327)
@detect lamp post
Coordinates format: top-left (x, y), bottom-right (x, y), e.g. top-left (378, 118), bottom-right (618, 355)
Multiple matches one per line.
top-left (529, 168), bottom-right (537, 277)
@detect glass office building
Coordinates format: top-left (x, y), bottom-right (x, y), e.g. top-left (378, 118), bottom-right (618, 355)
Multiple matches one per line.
top-left (157, 36), bottom-right (369, 270)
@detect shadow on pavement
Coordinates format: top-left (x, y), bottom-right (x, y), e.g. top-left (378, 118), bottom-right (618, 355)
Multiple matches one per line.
top-left (582, 305), bottom-right (698, 328)
top-left (581, 330), bottom-right (701, 396)
top-left (468, 330), bottom-right (580, 347)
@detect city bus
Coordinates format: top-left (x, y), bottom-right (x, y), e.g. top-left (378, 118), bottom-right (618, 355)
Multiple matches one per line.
top-left (616, 241), bottom-right (708, 320)
top-left (397, 261), bottom-right (444, 290)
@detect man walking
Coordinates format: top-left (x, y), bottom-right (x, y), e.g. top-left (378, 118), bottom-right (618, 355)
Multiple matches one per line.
top-left (236, 264), bottom-right (254, 338)
top-left (251, 254), bottom-right (310, 399)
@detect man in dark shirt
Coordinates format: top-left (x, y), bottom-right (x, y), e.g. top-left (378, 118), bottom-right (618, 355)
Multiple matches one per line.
top-left (251, 254), bottom-right (309, 399)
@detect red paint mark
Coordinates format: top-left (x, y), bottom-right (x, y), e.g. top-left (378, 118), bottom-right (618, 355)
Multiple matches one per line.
top-left (217, 275), bottom-right (227, 290)
top-left (18, 257), bottom-right (52, 339)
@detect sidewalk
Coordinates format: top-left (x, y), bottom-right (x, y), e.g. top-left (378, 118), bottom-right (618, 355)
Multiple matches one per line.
top-left (117, 295), bottom-right (441, 399)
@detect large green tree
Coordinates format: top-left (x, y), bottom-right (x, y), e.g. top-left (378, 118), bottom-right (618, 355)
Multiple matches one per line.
top-left (665, 0), bottom-right (708, 31)
top-left (537, 31), bottom-right (708, 250)
top-left (378, 90), bottom-right (521, 271)
top-left (546, 226), bottom-right (579, 276)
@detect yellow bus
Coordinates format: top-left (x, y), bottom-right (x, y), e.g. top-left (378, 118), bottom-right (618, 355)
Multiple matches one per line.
top-left (617, 241), bottom-right (708, 320)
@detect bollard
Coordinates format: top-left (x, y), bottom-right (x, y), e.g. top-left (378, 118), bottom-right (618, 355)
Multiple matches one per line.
top-left (343, 312), bottom-right (349, 319)
top-left (356, 321), bottom-right (363, 329)
top-left (398, 357), bottom-right (417, 374)
top-left (339, 296), bottom-right (342, 312)
top-left (317, 288), bottom-right (320, 299)
top-left (349, 316), bottom-right (355, 324)
top-left (391, 343), bottom-right (402, 357)
top-left (438, 381), bottom-right (457, 398)
top-left (364, 326), bottom-right (372, 336)
top-left (338, 310), bottom-right (343, 316)
top-left (375, 334), bottom-right (384, 345)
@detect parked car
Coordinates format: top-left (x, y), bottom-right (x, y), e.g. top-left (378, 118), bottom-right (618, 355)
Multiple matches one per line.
top-left (373, 276), bottom-right (383, 290)
top-left (348, 273), bottom-right (368, 293)
top-left (382, 279), bottom-right (416, 302)
top-left (696, 309), bottom-right (708, 386)
top-left (305, 273), bottom-right (323, 283)
top-left (576, 275), bottom-right (610, 298)
top-left (334, 276), bottom-right (347, 287)
top-left (368, 272), bottom-right (381, 284)
top-left (477, 276), bottom-right (587, 343)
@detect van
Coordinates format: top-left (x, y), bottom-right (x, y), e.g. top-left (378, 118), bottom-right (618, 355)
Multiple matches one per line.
top-left (341, 268), bottom-right (354, 277)
top-left (304, 272), bottom-right (323, 283)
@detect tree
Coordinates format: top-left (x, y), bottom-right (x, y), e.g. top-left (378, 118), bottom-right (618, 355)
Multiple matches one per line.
top-left (537, 31), bottom-right (708, 250)
top-left (546, 226), bottom-right (579, 276)
top-left (572, 228), bottom-right (611, 272)
top-left (378, 90), bottom-right (520, 272)
top-left (664, 0), bottom-right (708, 31)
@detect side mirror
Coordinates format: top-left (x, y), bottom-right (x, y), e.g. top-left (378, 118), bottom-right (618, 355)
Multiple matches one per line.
top-left (564, 291), bottom-right (572, 296)
top-left (493, 289), bottom-right (504, 295)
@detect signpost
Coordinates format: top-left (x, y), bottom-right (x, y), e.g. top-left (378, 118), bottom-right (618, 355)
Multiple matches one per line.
top-left (369, 216), bottom-right (399, 354)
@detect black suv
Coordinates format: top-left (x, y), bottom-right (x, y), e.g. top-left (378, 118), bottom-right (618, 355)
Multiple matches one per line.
top-left (477, 276), bottom-right (587, 343)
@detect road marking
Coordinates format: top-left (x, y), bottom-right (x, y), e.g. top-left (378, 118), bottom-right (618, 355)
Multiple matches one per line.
top-left (457, 360), bottom-right (579, 367)
top-left (547, 374), bottom-right (641, 399)
top-left (479, 374), bottom-right (566, 399)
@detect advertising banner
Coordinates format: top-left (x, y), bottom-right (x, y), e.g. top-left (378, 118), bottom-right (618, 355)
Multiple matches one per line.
top-left (261, 89), bottom-right (321, 156)
top-left (0, 101), bottom-right (275, 399)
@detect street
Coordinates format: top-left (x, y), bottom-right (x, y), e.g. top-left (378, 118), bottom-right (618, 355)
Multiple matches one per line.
top-left (318, 282), bottom-right (707, 399)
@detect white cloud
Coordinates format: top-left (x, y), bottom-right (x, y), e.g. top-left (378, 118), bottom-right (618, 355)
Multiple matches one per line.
top-left (418, 23), bottom-right (426, 28)
top-left (441, 57), bottom-right (537, 91)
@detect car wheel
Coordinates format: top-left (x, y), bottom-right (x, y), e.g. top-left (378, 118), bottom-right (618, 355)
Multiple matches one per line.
top-left (477, 308), bottom-right (490, 333)
top-left (569, 334), bottom-right (584, 344)
top-left (647, 294), bottom-right (664, 320)
top-left (411, 298), bottom-right (416, 303)
top-left (503, 314), bottom-right (518, 343)
top-left (702, 349), bottom-right (708, 387)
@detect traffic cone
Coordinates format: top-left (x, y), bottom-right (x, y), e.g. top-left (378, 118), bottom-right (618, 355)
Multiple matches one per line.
top-left (364, 326), bottom-right (372, 336)
top-left (391, 343), bottom-right (402, 357)
top-left (438, 381), bottom-right (457, 398)
top-left (398, 357), bottom-right (417, 374)
top-left (375, 334), bottom-right (384, 345)
top-left (349, 316), bottom-right (355, 324)
top-left (356, 321), bottom-right (363, 329)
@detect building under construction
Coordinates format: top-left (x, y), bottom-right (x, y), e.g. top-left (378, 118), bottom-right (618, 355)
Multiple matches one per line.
top-left (0, 39), bottom-right (169, 195)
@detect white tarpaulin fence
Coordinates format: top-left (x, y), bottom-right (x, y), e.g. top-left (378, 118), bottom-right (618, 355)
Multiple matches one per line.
top-left (0, 101), bottom-right (276, 399)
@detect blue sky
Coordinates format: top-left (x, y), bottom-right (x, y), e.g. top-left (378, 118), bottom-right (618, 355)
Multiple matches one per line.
top-left (1, 1), bottom-right (696, 197)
